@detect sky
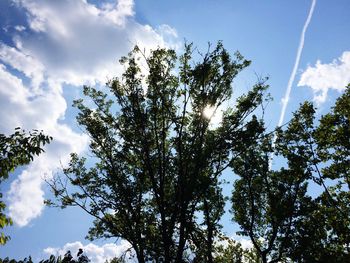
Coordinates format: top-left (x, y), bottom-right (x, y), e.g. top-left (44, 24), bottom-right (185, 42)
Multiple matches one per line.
top-left (0, 0), bottom-right (350, 261)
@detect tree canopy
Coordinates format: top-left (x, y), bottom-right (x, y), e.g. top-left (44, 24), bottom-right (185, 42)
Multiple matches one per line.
top-left (46, 42), bottom-right (350, 263)
top-left (47, 42), bottom-right (268, 262)
top-left (231, 86), bottom-right (350, 262)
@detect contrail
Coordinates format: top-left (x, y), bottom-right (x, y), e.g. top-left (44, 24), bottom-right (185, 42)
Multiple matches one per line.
top-left (270, 0), bottom-right (316, 168)
top-left (278, 0), bottom-right (316, 127)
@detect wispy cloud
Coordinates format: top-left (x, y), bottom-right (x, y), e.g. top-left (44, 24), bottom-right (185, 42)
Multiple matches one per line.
top-left (298, 51), bottom-right (350, 104)
top-left (278, 0), bottom-right (316, 127)
top-left (270, 0), bottom-right (316, 168)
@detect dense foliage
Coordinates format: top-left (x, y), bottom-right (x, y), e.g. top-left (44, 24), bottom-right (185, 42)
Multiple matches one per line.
top-left (231, 86), bottom-right (350, 263)
top-left (47, 43), bottom-right (267, 262)
top-left (43, 43), bottom-right (350, 262)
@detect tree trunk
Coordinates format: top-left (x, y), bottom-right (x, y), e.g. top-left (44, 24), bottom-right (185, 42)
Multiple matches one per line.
top-left (204, 199), bottom-right (213, 263)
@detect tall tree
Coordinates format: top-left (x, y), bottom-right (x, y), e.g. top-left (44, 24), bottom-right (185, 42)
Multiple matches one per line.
top-left (286, 85), bottom-right (350, 262)
top-left (47, 42), bottom-right (268, 262)
top-left (231, 86), bottom-right (350, 262)
top-left (0, 128), bottom-right (52, 244)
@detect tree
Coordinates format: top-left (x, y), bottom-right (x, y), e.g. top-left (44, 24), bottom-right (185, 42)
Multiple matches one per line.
top-left (285, 85), bottom-right (350, 262)
top-left (231, 86), bottom-right (350, 262)
top-left (231, 104), bottom-right (315, 263)
top-left (0, 249), bottom-right (90, 263)
top-left (47, 42), bottom-right (269, 262)
top-left (212, 234), bottom-right (259, 263)
top-left (0, 128), bottom-right (52, 244)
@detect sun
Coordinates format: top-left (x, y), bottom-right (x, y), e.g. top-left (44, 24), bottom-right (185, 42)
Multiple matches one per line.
top-left (203, 105), bottom-right (216, 119)
top-left (203, 105), bottom-right (223, 127)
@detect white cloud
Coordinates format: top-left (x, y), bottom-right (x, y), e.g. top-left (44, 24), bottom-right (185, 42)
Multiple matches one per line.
top-left (228, 234), bottom-right (253, 250)
top-left (43, 240), bottom-right (134, 263)
top-left (7, 126), bottom-right (88, 226)
top-left (47, 238), bottom-right (251, 263)
top-left (298, 51), bottom-right (350, 104)
top-left (213, 235), bottom-right (254, 263)
top-left (0, 64), bottom-right (88, 226)
top-left (100, 0), bottom-right (134, 26)
top-left (0, 43), bottom-right (44, 89)
top-left (12, 0), bottom-right (178, 87)
top-left (14, 25), bottom-right (26, 32)
top-left (156, 24), bottom-right (180, 50)
top-left (238, 238), bottom-right (254, 250)
top-left (0, 0), bottom-right (178, 226)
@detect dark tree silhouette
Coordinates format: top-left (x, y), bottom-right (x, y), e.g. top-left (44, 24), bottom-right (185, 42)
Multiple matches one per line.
top-left (46, 42), bottom-right (267, 262)
top-left (231, 86), bottom-right (350, 262)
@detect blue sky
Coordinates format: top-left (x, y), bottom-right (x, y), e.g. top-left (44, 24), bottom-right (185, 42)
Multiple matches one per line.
top-left (1, 0), bottom-right (350, 261)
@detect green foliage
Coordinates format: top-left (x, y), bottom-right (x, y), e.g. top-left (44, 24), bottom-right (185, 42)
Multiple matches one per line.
top-left (45, 40), bottom-right (350, 262)
top-left (0, 249), bottom-right (90, 263)
top-left (0, 128), bottom-right (52, 245)
top-left (285, 86), bottom-right (350, 262)
top-left (212, 235), bottom-right (259, 263)
top-left (0, 128), bottom-right (52, 179)
top-left (47, 42), bottom-right (268, 262)
top-left (0, 257), bottom-right (33, 263)
top-left (231, 86), bottom-right (350, 262)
